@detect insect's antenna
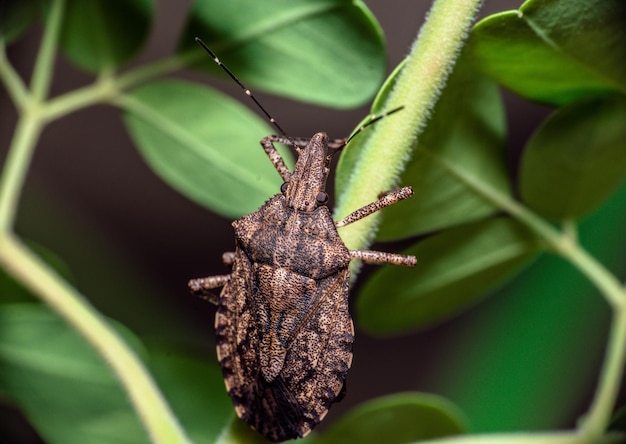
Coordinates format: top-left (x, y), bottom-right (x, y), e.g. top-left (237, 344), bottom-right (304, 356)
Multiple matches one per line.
top-left (345, 106), bottom-right (405, 145)
top-left (195, 37), bottom-right (289, 138)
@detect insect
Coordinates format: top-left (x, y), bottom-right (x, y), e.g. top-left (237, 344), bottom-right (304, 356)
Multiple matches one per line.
top-left (189, 38), bottom-right (416, 442)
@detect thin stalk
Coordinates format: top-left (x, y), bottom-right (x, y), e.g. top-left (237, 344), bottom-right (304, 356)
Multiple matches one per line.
top-left (581, 309), bottom-right (626, 439)
top-left (30, 0), bottom-right (65, 101)
top-left (0, 41), bottom-right (30, 110)
top-left (0, 235), bottom-right (191, 444)
top-left (43, 54), bottom-right (185, 121)
top-left (0, 111), bottom-right (42, 232)
top-left (449, 154), bottom-right (626, 439)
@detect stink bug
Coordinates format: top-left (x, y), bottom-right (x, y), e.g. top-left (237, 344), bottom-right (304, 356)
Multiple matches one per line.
top-left (189, 39), bottom-right (416, 442)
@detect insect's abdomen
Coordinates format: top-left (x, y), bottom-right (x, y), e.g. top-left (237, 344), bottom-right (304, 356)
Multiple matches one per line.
top-left (216, 249), bottom-right (353, 441)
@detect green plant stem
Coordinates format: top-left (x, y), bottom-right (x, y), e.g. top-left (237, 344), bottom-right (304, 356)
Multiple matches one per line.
top-left (0, 1), bottom-right (191, 441)
top-left (450, 162), bottom-right (626, 439)
top-left (0, 111), bottom-right (42, 232)
top-left (335, 0), bottom-right (483, 254)
top-left (40, 54), bottom-right (185, 121)
top-left (30, 0), bottom-right (65, 101)
top-left (0, 42), bottom-right (30, 110)
top-left (0, 235), bottom-right (191, 444)
top-left (582, 309), bottom-right (626, 440)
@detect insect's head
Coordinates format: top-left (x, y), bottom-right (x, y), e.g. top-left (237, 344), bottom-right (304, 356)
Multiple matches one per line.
top-left (282, 132), bottom-right (331, 212)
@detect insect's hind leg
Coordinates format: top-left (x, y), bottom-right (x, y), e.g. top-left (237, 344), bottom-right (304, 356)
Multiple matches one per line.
top-left (189, 251), bottom-right (235, 304)
top-left (188, 274), bottom-right (231, 305)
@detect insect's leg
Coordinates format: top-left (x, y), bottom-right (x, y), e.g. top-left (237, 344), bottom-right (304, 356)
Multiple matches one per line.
top-left (260, 135), bottom-right (311, 183)
top-left (188, 274), bottom-right (231, 305)
top-left (222, 251), bottom-right (236, 266)
top-left (350, 250), bottom-right (416, 267)
top-left (335, 186), bottom-right (413, 228)
top-left (327, 138), bottom-right (349, 151)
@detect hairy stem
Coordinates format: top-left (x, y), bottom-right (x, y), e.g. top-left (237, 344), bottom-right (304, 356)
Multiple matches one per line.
top-left (335, 0), bottom-right (484, 254)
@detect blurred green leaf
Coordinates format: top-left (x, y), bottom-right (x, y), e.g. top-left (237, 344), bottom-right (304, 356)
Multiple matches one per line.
top-left (59, 0), bottom-right (152, 72)
top-left (357, 218), bottom-right (540, 335)
top-left (0, 304), bottom-right (147, 444)
top-left (470, 0), bottom-right (626, 106)
top-left (149, 352), bottom-right (233, 443)
top-left (520, 95), bottom-right (626, 220)
top-left (434, 178), bottom-right (626, 432)
top-left (216, 417), bottom-right (275, 444)
top-left (0, 0), bottom-right (41, 43)
top-left (310, 393), bottom-right (466, 444)
top-left (122, 79), bottom-right (292, 218)
top-left (336, 49), bottom-right (507, 240)
top-left (178, 0), bottom-right (385, 108)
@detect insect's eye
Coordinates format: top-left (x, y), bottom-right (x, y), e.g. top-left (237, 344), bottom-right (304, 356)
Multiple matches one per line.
top-left (280, 182), bottom-right (289, 193)
top-left (316, 192), bottom-right (328, 205)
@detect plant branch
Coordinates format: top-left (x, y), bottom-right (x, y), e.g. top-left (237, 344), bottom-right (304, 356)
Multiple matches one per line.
top-left (445, 146), bottom-right (626, 440)
top-left (581, 309), bottom-right (626, 439)
top-left (30, 0), bottom-right (65, 101)
top-left (0, 41), bottom-right (30, 111)
top-left (0, 235), bottom-right (191, 444)
top-left (335, 0), bottom-right (483, 255)
top-left (0, 112), bottom-right (42, 232)
top-left (43, 54), bottom-right (185, 121)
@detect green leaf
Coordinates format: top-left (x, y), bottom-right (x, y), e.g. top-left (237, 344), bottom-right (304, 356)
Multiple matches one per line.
top-left (122, 79), bottom-right (292, 218)
top-left (520, 95), bottom-right (626, 220)
top-left (434, 178), bottom-right (626, 432)
top-left (336, 49), bottom-right (508, 240)
top-left (357, 218), bottom-right (540, 336)
top-left (470, 0), bottom-right (626, 106)
top-left (178, 0), bottom-right (385, 108)
top-left (0, 0), bottom-right (41, 43)
top-left (59, 0), bottom-right (152, 72)
top-left (149, 352), bottom-right (233, 443)
top-left (215, 416), bottom-right (275, 444)
top-left (0, 304), bottom-right (147, 444)
top-left (310, 393), bottom-right (466, 444)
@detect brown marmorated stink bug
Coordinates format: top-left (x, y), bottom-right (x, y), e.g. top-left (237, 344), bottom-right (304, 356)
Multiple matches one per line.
top-left (188, 38), bottom-right (416, 442)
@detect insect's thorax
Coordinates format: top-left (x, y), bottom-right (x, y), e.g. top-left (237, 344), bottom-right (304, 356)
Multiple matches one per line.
top-left (233, 195), bottom-right (350, 280)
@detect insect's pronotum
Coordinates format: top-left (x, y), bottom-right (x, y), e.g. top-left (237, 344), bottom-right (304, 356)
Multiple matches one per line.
top-left (189, 38), bottom-right (416, 442)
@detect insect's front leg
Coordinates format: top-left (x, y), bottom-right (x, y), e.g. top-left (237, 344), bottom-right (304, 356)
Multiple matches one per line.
top-left (335, 186), bottom-right (413, 228)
